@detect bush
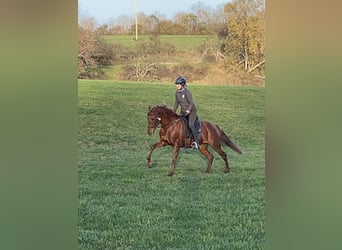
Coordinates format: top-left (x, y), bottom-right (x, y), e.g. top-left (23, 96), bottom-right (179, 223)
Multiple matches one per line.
top-left (170, 63), bottom-right (208, 82)
top-left (136, 36), bottom-right (176, 55)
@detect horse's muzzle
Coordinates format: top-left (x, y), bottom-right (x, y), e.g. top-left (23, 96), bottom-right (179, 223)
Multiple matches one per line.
top-left (147, 127), bottom-right (155, 135)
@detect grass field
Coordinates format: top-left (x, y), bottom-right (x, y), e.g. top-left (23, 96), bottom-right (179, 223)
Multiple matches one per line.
top-left (78, 80), bottom-right (265, 249)
top-left (102, 35), bottom-right (215, 50)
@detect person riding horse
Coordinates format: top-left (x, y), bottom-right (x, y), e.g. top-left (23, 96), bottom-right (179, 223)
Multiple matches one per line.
top-left (172, 76), bottom-right (201, 149)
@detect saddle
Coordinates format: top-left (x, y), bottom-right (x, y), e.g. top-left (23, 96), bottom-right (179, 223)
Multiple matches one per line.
top-left (181, 115), bottom-right (201, 145)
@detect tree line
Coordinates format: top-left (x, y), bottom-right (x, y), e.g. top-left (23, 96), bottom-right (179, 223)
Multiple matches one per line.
top-left (91, 1), bottom-right (226, 36)
top-left (78, 0), bottom-right (265, 84)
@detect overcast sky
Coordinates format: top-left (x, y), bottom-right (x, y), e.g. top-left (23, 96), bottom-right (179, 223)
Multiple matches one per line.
top-left (79, 0), bottom-right (228, 24)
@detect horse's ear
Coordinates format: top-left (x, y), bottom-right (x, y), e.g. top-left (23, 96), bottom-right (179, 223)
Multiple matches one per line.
top-left (148, 105), bottom-right (151, 111)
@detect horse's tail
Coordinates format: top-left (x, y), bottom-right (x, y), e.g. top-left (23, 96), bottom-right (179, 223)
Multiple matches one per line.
top-left (221, 131), bottom-right (242, 154)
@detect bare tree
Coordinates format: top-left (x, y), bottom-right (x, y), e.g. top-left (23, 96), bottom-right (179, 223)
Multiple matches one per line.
top-left (78, 24), bottom-right (97, 78)
top-left (116, 15), bottom-right (134, 34)
top-left (78, 18), bottom-right (116, 78)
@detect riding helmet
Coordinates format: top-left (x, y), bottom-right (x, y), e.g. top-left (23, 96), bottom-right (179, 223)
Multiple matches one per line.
top-left (175, 76), bottom-right (186, 86)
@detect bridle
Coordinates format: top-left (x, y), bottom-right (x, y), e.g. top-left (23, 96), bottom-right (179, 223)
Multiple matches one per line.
top-left (147, 116), bottom-right (161, 130)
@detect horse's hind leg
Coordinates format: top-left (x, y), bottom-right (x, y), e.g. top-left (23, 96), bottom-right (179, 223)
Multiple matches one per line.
top-left (198, 144), bottom-right (214, 173)
top-left (212, 145), bottom-right (230, 173)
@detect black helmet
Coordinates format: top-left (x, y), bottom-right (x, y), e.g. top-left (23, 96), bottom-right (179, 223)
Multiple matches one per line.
top-left (175, 76), bottom-right (186, 86)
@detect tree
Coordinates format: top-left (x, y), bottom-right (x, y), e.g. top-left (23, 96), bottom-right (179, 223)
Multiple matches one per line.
top-left (223, 0), bottom-right (265, 76)
top-left (78, 18), bottom-right (116, 78)
top-left (78, 24), bottom-right (98, 78)
top-left (190, 2), bottom-right (211, 34)
top-left (146, 14), bottom-right (160, 35)
top-left (174, 12), bottom-right (199, 34)
top-left (116, 15), bottom-right (134, 34)
top-left (157, 20), bottom-right (184, 35)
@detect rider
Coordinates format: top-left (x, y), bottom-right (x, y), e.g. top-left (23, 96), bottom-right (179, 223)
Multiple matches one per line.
top-left (172, 76), bottom-right (201, 149)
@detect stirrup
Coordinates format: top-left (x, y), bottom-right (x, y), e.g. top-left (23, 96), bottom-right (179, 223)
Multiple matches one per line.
top-left (191, 142), bottom-right (199, 149)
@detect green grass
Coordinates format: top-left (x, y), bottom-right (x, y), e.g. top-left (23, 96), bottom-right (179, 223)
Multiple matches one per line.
top-left (103, 35), bottom-right (215, 51)
top-left (78, 80), bottom-right (265, 249)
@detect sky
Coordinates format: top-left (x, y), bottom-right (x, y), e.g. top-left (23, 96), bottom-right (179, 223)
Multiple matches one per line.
top-left (79, 0), bottom-right (228, 24)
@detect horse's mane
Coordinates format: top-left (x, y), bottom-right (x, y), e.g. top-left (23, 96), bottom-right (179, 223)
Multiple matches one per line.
top-left (150, 104), bottom-right (179, 118)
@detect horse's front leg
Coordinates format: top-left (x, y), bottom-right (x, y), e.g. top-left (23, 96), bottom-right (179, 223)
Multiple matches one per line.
top-left (147, 140), bottom-right (167, 168)
top-left (168, 143), bottom-right (180, 176)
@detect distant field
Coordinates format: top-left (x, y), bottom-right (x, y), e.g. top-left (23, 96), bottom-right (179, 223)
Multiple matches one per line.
top-left (103, 35), bottom-right (216, 50)
top-left (78, 80), bottom-right (265, 249)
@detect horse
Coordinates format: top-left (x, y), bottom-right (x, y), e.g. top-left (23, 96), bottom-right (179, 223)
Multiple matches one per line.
top-left (146, 105), bottom-right (242, 176)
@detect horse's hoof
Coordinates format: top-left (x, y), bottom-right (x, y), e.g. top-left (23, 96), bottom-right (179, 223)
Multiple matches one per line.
top-left (168, 172), bottom-right (174, 177)
top-left (205, 170), bottom-right (210, 173)
top-left (224, 169), bottom-right (230, 173)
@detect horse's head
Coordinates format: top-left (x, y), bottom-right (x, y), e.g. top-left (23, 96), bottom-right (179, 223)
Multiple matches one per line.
top-left (147, 105), bottom-right (180, 135)
top-left (147, 106), bottom-right (160, 135)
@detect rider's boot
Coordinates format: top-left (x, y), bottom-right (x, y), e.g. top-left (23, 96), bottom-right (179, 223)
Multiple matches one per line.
top-left (191, 126), bottom-right (200, 149)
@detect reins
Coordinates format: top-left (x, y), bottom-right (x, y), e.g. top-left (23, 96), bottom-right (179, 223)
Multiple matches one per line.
top-left (151, 117), bottom-right (183, 130)
top-left (160, 117), bottom-right (183, 128)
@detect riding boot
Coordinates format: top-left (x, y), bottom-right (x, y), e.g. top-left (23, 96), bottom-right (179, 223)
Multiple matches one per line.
top-left (191, 125), bottom-right (200, 149)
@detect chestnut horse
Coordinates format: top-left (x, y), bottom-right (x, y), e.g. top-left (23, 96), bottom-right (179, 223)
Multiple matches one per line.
top-left (147, 105), bottom-right (242, 176)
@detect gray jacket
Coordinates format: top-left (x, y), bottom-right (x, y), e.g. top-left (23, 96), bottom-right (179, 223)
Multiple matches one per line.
top-left (173, 87), bottom-right (198, 126)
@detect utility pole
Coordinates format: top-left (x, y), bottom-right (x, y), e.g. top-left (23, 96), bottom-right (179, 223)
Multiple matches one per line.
top-left (135, 0), bottom-right (138, 40)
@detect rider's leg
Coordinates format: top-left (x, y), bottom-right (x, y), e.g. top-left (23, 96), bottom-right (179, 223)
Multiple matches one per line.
top-left (188, 113), bottom-right (200, 149)
top-left (190, 125), bottom-right (200, 149)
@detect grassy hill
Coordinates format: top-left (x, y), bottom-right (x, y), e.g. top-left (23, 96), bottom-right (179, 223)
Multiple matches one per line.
top-left (78, 80), bottom-right (265, 249)
top-left (99, 35), bottom-right (264, 86)
top-left (103, 34), bottom-right (215, 51)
